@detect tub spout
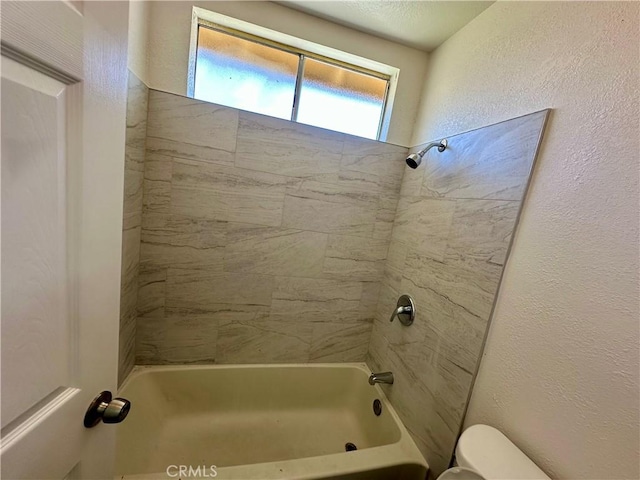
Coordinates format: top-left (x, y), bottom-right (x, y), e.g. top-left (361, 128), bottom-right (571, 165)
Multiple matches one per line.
top-left (369, 372), bottom-right (394, 385)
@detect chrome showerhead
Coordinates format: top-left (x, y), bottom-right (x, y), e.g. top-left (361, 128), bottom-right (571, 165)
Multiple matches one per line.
top-left (405, 139), bottom-right (448, 169)
top-left (406, 153), bottom-right (421, 169)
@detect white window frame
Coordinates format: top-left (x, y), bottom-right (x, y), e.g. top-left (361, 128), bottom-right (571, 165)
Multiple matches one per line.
top-left (187, 6), bottom-right (400, 141)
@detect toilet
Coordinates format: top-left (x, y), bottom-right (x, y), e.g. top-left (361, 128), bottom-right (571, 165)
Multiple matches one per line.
top-left (437, 425), bottom-right (550, 480)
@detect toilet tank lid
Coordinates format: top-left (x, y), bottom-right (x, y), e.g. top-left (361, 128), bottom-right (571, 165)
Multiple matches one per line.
top-left (455, 425), bottom-right (550, 480)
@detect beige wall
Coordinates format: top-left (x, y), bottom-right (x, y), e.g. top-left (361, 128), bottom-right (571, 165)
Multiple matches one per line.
top-left (412, 2), bottom-right (639, 479)
top-left (127, 1), bottom-right (151, 84)
top-left (136, 89), bottom-right (407, 365)
top-left (146, 1), bottom-right (428, 147)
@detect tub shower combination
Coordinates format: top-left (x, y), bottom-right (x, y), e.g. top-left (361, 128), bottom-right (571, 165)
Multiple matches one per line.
top-left (115, 364), bottom-right (427, 479)
top-left (118, 80), bottom-right (549, 479)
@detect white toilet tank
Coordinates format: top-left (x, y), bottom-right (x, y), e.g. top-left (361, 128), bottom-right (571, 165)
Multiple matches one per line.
top-left (454, 424), bottom-right (550, 480)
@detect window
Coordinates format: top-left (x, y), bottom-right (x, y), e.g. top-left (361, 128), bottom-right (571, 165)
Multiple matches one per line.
top-left (189, 9), bottom-right (397, 140)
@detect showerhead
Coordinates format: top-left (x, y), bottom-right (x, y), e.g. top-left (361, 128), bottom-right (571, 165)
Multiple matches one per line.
top-left (405, 139), bottom-right (448, 169)
top-left (406, 153), bottom-right (421, 169)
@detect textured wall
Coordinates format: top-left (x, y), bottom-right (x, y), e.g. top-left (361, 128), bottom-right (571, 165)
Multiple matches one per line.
top-left (135, 89), bottom-right (407, 365)
top-left (146, 1), bottom-right (429, 146)
top-left (411, 2), bottom-right (639, 479)
top-left (127, 0), bottom-right (150, 85)
top-left (366, 111), bottom-right (548, 476)
top-left (118, 71), bottom-right (149, 385)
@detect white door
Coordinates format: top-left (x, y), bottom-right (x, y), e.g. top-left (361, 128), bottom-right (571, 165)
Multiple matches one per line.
top-left (1, 1), bottom-right (129, 478)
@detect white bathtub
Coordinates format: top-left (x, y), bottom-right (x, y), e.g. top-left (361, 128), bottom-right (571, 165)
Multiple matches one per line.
top-left (116, 363), bottom-right (428, 479)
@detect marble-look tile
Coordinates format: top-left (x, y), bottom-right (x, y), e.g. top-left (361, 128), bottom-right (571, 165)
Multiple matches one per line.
top-left (119, 71), bottom-right (148, 385)
top-left (340, 136), bottom-right (407, 194)
top-left (136, 308), bottom-right (218, 365)
top-left (143, 149), bottom-right (173, 182)
top-left (270, 277), bottom-right (364, 323)
top-left (142, 178), bottom-right (171, 215)
top-left (142, 213), bottom-right (227, 248)
top-left (282, 181), bottom-right (378, 237)
top-left (140, 214), bottom-right (226, 271)
top-left (236, 111), bottom-right (343, 179)
top-left (404, 251), bottom-right (500, 322)
top-left (388, 339), bottom-right (473, 432)
top-left (147, 90), bottom-right (238, 165)
top-left (137, 266), bottom-right (166, 319)
top-left (373, 194), bottom-right (399, 241)
top-left (366, 111), bottom-right (549, 476)
top-left (309, 321), bottom-right (372, 362)
top-left (118, 309), bottom-right (136, 383)
top-left (121, 225), bottom-right (141, 282)
top-left (171, 158), bottom-right (291, 227)
top-left (422, 110), bottom-right (548, 200)
top-left (322, 234), bottom-right (387, 280)
top-left (165, 269), bottom-right (275, 311)
top-left (224, 223), bottom-right (327, 277)
top-left (120, 224), bottom-right (140, 327)
top-left (122, 168), bottom-right (143, 221)
top-left (392, 197), bottom-right (456, 262)
top-left (383, 349), bottom-right (459, 478)
top-left (359, 282), bottom-right (381, 319)
top-left (124, 71), bottom-right (148, 173)
top-left (385, 236), bottom-right (408, 274)
top-left (365, 325), bottom-right (390, 372)
top-left (446, 199), bottom-right (520, 267)
top-left (400, 269), bottom-right (489, 375)
top-left (399, 159), bottom-right (426, 197)
top-left (217, 318), bottom-right (312, 364)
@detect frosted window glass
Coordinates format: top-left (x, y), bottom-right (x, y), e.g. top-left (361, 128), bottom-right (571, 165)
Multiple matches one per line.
top-left (195, 27), bottom-right (298, 120)
top-left (297, 58), bottom-right (387, 139)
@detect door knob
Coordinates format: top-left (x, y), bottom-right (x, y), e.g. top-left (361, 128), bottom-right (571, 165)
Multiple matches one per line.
top-left (83, 391), bottom-right (131, 428)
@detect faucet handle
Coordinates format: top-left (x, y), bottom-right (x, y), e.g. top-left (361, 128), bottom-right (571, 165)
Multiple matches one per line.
top-left (389, 294), bottom-right (415, 326)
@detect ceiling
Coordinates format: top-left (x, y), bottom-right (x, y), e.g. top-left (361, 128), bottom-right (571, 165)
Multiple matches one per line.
top-left (277, 1), bottom-right (494, 52)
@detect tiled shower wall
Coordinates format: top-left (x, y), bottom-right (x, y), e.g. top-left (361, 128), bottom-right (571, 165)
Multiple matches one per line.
top-left (135, 89), bottom-right (408, 364)
top-left (118, 71), bottom-right (149, 384)
top-left (366, 111), bottom-right (549, 476)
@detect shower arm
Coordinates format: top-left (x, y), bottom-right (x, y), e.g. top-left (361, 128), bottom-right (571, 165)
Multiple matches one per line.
top-left (417, 139), bottom-right (448, 157)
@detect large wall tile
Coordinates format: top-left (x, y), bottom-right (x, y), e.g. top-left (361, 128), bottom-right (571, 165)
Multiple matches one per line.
top-left (322, 234), bottom-right (387, 280)
top-left (225, 223), bottom-right (327, 277)
top-left (118, 71), bottom-right (148, 385)
top-left (368, 110), bottom-right (549, 475)
top-left (446, 199), bottom-right (520, 266)
top-left (309, 321), bottom-right (373, 362)
top-left (136, 308), bottom-right (218, 365)
top-left (217, 318), bottom-right (312, 364)
top-left (341, 136), bottom-right (407, 194)
top-left (137, 266), bottom-right (166, 319)
top-left (422, 110), bottom-right (547, 200)
top-left (140, 214), bottom-right (227, 271)
top-left (134, 90), bottom-right (408, 367)
top-left (270, 277), bottom-right (364, 323)
top-left (392, 197), bottom-right (456, 261)
top-left (282, 181), bottom-right (378, 237)
top-left (147, 90), bottom-right (238, 164)
top-left (171, 158), bottom-right (292, 227)
top-left (124, 72), bottom-right (148, 173)
top-left (166, 269), bottom-right (275, 310)
top-left (236, 111), bottom-right (343, 179)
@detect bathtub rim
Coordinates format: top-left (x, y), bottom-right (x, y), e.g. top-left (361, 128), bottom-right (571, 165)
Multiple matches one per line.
top-left (116, 362), bottom-right (429, 479)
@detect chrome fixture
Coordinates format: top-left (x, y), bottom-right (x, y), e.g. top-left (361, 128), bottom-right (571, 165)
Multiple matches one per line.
top-left (389, 294), bottom-right (415, 326)
top-left (84, 391), bottom-right (131, 428)
top-left (406, 139), bottom-right (448, 169)
top-left (369, 372), bottom-right (394, 385)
